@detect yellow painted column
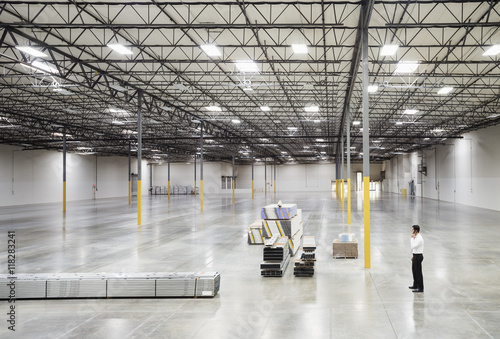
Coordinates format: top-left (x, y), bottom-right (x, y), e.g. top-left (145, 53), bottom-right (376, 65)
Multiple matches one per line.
top-left (194, 181), bottom-right (197, 196)
top-left (341, 179), bottom-right (345, 210)
top-left (128, 180), bottom-right (131, 205)
top-left (63, 181), bottom-right (66, 213)
top-left (232, 179), bottom-right (235, 204)
top-left (364, 176), bottom-right (370, 268)
top-left (168, 181), bottom-right (170, 199)
top-left (347, 178), bottom-right (351, 225)
top-left (200, 180), bottom-right (204, 211)
top-left (138, 180), bottom-right (142, 225)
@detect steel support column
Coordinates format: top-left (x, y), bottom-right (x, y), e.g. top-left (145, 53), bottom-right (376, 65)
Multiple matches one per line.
top-left (347, 105), bottom-right (352, 225)
top-left (137, 91), bottom-right (142, 226)
top-left (128, 142), bottom-right (131, 205)
top-left (63, 126), bottom-right (66, 213)
top-left (200, 121), bottom-right (204, 211)
top-left (362, 6), bottom-right (371, 269)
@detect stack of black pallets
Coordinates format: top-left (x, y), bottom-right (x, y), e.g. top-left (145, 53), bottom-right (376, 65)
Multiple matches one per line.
top-left (261, 235), bottom-right (290, 277)
top-left (294, 236), bottom-right (316, 277)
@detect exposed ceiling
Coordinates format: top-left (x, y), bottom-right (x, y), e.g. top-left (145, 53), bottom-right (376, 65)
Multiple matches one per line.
top-left (0, 0), bottom-right (499, 165)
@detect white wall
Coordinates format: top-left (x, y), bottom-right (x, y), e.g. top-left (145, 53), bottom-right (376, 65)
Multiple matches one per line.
top-left (153, 161), bottom-right (383, 193)
top-left (0, 145), bottom-right (149, 207)
top-left (382, 123), bottom-right (500, 211)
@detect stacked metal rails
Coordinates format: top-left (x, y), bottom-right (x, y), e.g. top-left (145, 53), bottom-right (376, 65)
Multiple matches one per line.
top-left (0, 272), bottom-right (220, 299)
top-left (261, 235), bottom-right (290, 277)
top-left (261, 204), bottom-right (303, 256)
top-left (247, 220), bottom-right (265, 244)
top-left (294, 236), bottom-right (316, 277)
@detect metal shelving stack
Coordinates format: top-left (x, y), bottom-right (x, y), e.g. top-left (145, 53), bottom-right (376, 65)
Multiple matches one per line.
top-left (294, 236), bottom-right (316, 277)
top-left (261, 235), bottom-right (290, 277)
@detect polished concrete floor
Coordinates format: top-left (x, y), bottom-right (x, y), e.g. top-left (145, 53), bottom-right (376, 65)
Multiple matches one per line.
top-left (1, 191), bottom-right (499, 338)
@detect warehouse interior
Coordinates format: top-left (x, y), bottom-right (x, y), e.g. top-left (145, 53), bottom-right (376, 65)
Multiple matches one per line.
top-left (1, 1), bottom-right (500, 338)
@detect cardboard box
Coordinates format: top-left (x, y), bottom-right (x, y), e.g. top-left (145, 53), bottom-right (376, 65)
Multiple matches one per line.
top-left (332, 239), bottom-right (358, 258)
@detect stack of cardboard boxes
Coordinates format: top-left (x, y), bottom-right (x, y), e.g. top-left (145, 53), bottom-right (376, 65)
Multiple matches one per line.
top-left (332, 233), bottom-right (358, 259)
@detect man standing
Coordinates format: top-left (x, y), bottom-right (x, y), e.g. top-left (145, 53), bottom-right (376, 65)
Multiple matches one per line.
top-left (409, 225), bottom-right (424, 292)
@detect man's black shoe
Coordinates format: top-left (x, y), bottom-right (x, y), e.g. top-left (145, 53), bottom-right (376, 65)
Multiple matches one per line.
top-left (408, 286), bottom-right (416, 289)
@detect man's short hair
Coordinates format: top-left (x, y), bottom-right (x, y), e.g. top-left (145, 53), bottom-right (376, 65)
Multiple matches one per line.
top-left (412, 225), bottom-right (420, 233)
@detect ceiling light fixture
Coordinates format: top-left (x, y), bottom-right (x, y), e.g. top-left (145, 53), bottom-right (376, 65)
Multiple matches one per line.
top-left (394, 61), bottom-right (419, 73)
top-left (200, 44), bottom-right (222, 57)
top-left (205, 106), bottom-right (222, 112)
top-left (352, 121), bottom-right (361, 125)
top-left (15, 46), bottom-right (48, 58)
top-left (53, 88), bottom-right (74, 95)
top-left (234, 60), bottom-right (259, 73)
top-left (31, 60), bottom-right (59, 74)
top-left (404, 109), bottom-right (418, 115)
top-left (380, 44), bottom-right (399, 56)
top-left (304, 105), bottom-right (319, 112)
top-left (437, 86), bottom-right (453, 95)
top-left (316, 138), bottom-right (325, 142)
top-left (367, 85), bottom-right (379, 93)
top-left (287, 127), bottom-right (298, 131)
top-left (291, 44), bottom-right (308, 54)
top-left (107, 43), bottom-right (133, 55)
top-left (483, 45), bottom-right (500, 56)
top-left (110, 84), bottom-right (128, 92)
top-left (231, 119), bottom-right (241, 124)
top-left (260, 106), bottom-right (270, 111)
top-left (395, 122), bottom-right (403, 125)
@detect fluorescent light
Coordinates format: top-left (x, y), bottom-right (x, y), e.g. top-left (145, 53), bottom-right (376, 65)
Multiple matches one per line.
top-left (292, 44), bottom-right (308, 54)
top-left (107, 43), bottom-right (133, 55)
top-left (110, 84), bottom-right (128, 92)
top-left (367, 85), bottom-right (378, 93)
top-left (352, 121), bottom-right (361, 125)
top-left (432, 128), bottom-right (444, 133)
top-left (483, 45), bottom-right (500, 56)
top-left (304, 105), bottom-right (319, 112)
top-left (487, 114), bottom-right (499, 119)
top-left (205, 106), bottom-right (222, 112)
top-left (281, 151), bottom-right (288, 154)
top-left (109, 108), bottom-right (128, 114)
top-left (394, 61), bottom-right (419, 74)
top-left (31, 60), bottom-right (58, 74)
top-left (404, 109), bottom-right (418, 115)
top-left (437, 86), bottom-right (453, 95)
top-left (234, 60), bottom-right (259, 73)
top-left (316, 138), bottom-right (325, 142)
top-left (52, 132), bottom-right (71, 137)
top-left (172, 83), bottom-right (189, 91)
top-left (314, 120), bottom-right (320, 123)
top-left (231, 119), bottom-right (241, 124)
top-left (53, 88), bottom-right (74, 95)
top-left (160, 106), bottom-right (173, 111)
top-left (380, 44), bottom-right (398, 56)
top-left (260, 106), bottom-right (270, 111)
top-left (200, 44), bottom-right (222, 56)
top-left (76, 147), bottom-right (92, 151)
top-left (111, 119), bottom-right (125, 125)
top-left (395, 121), bottom-right (403, 125)
top-left (15, 46), bottom-right (47, 58)
top-left (424, 138), bottom-right (430, 140)
top-left (287, 127), bottom-right (298, 131)
top-left (121, 129), bottom-right (137, 135)
top-left (243, 87), bottom-right (253, 91)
